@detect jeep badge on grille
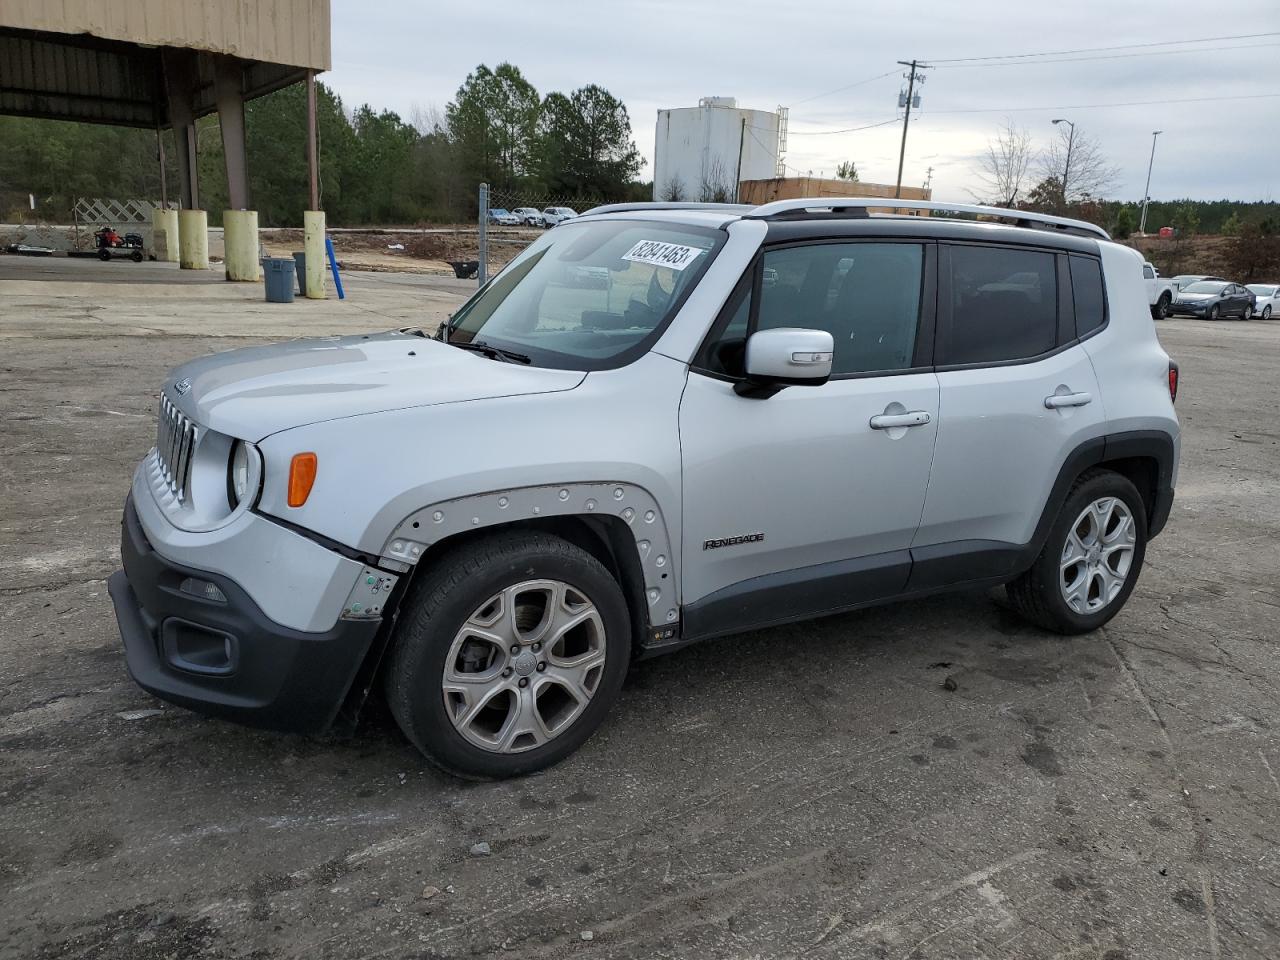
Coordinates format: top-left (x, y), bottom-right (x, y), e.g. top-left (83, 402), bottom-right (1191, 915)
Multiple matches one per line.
top-left (173, 378), bottom-right (192, 396)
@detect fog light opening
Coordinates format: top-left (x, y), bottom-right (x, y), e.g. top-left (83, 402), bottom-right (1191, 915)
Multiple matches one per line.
top-left (179, 577), bottom-right (227, 603)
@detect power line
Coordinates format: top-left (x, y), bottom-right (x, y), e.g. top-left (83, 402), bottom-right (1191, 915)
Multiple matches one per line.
top-left (924, 91), bottom-right (1280, 115)
top-left (932, 41), bottom-right (1280, 68)
top-left (789, 69), bottom-right (899, 107)
top-left (925, 31), bottom-right (1280, 63)
top-left (780, 117), bottom-right (901, 136)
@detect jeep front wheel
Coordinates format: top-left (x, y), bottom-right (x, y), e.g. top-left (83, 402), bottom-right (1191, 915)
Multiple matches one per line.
top-left (1006, 470), bottom-right (1148, 634)
top-left (385, 531), bottom-right (631, 779)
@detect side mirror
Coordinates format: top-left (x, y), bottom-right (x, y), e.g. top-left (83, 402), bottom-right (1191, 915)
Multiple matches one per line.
top-left (735, 328), bottom-right (834, 398)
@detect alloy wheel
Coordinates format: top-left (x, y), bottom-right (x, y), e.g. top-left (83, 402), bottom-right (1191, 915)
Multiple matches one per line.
top-left (441, 579), bottom-right (607, 753)
top-left (1059, 497), bottom-right (1137, 614)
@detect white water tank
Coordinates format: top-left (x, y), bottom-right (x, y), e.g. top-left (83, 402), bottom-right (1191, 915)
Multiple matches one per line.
top-left (654, 98), bottom-right (781, 202)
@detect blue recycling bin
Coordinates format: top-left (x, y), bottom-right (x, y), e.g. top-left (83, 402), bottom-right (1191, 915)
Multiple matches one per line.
top-left (263, 257), bottom-right (296, 303)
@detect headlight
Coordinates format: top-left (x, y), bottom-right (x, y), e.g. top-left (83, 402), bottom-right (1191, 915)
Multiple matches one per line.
top-left (228, 440), bottom-right (252, 508)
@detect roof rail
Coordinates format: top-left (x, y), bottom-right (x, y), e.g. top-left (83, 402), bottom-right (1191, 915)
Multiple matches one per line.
top-left (744, 197), bottom-right (1110, 240)
top-left (579, 201), bottom-right (754, 216)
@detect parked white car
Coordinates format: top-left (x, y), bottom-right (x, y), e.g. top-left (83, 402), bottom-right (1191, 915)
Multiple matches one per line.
top-left (110, 198), bottom-right (1179, 778)
top-left (512, 207), bottom-right (545, 227)
top-left (1246, 284), bottom-right (1279, 319)
top-left (1142, 261), bottom-right (1175, 319)
top-left (542, 206), bottom-right (579, 227)
top-left (487, 208), bottom-right (521, 227)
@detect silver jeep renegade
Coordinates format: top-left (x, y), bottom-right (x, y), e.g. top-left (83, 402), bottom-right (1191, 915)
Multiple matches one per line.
top-left (109, 198), bottom-right (1180, 778)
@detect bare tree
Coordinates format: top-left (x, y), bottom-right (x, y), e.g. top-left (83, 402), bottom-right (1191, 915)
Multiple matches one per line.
top-left (659, 176), bottom-right (687, 202)
top-left (835, 160), bottom-right (859, 182)
top-left (698, 157), bottom-right (734, 203)
top-left (1037, 124), bottom-right (1120, 206)
top-left (408, 102), bottom-right (447, 136)
top-left (969, 118), bottom-right (1032, 207)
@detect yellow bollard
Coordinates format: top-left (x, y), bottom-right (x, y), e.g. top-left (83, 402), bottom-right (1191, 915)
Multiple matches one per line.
top-left (304, 210), bottom-right (327, 299)
top-left (178, 209), bottom-right (209, 270)
top-left (152, 208), bottom-right (179, 263)
top-left (223, 210), bottom-right (260, 281)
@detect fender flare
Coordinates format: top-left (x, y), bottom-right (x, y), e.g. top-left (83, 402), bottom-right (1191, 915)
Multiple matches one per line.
top-left (380, 482), bottom-right (680, 630)
top-left (1028, 429), bottom-right (1176, 560)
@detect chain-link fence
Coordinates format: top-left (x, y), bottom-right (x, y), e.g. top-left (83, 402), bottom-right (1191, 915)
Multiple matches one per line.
top-left (488, 191), bottom-right (602, 222)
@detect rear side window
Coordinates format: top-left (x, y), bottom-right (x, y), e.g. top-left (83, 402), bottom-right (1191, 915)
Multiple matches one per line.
top-left (943, 245), bottom-right (1057, 365)
top-left (1069, 256), bottom-right (1107, 338)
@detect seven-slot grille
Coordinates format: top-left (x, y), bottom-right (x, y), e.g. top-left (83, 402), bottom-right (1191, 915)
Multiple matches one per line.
top-left (156, 395), bottom-right (198, 501)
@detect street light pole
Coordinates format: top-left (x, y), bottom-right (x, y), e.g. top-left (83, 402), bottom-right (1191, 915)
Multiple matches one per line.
top-left (1052, 118), bottom-right (1076, 207)
top-left (1139, 130), bottom-right (1163, 235)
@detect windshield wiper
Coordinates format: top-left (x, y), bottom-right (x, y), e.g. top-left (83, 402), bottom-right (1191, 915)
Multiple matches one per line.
top-left (448, 339), bottom-right (532, 364)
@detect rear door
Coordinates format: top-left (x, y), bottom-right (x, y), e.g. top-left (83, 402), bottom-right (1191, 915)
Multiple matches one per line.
top-left (911, 243), bottom-right (1107, 586)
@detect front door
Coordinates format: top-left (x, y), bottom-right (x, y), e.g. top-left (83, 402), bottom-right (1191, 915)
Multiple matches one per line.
top-left (679, 239), bottom-right (939, 637)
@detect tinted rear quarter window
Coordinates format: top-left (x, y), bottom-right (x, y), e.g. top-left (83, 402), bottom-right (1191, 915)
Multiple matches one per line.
top-left (1070, 256), bottom-right (1106, 338)
top-left (944, 245), bottom-right (1057, 365)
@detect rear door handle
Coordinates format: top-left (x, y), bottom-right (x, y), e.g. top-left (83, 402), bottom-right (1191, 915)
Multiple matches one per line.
top-left (1044, 392), bottom-right (1092, 409)
top-left (869, 410), bottom-right (932, 430)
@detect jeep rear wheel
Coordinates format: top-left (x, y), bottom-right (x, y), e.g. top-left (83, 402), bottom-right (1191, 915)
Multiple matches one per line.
top-left (1006, 470), bottom-right (1148, 634)
top-left (385, 531), bottom-right (631, 779)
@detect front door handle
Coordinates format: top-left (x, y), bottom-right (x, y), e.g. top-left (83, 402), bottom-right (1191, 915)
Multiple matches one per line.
top-left (869, 410), bottom-right (932, 430)
top-left (1044, 392), bottom-right (1092, 409)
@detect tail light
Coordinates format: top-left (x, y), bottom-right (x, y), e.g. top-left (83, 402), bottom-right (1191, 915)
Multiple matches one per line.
top-left (1168, 362), bottom-right (1179, 403)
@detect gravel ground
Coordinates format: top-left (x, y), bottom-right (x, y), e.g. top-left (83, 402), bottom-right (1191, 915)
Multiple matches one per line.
top-left (1, 268), bottom-right (1278, 960)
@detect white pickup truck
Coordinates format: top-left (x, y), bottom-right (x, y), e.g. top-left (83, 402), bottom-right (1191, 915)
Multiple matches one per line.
top-left (1143, 261), bottom-right (1175, 319)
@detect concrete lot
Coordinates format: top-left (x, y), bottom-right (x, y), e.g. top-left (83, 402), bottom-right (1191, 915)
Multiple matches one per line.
top-left (1, 256), bottom-right (1279, 960)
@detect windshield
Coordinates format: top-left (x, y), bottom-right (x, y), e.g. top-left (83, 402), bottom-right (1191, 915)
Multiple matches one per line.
top-left (1247, 285), bottom-right (1276, 296)
top-left (448, 219), bottom-right (725, 370)
top-left (1183, 281), bottom-right (1227, 294)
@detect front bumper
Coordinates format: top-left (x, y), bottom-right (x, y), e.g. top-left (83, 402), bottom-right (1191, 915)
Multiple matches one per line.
top-left (109, 496), bottom-right (380, 734)
top-left (1170, 301), bottom-right (1210, 317)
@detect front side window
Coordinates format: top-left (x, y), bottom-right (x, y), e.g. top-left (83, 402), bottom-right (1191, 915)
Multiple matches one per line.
top-left (448, 220), bottom-right (724, 370)
top-left (1142, 265), bottom-right (1155, 279)
top-left (943, 245), bottom-right (1058, 365)
top-left (756, 242), bottom-right (924, 375)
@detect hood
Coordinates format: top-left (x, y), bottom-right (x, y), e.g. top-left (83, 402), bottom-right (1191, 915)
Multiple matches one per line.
top-left (166, 331), bottom-right (586, 441)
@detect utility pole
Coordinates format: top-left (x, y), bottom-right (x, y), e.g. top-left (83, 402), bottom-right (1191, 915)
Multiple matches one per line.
top-left (1051, 118), bottom-right (1076, 207)
top-left (923, 166), bottom-right (935, 195)
top-left (1138, 130), bottom-right (1163, 235)
top-left (894, 60), bottom-right (927, 199)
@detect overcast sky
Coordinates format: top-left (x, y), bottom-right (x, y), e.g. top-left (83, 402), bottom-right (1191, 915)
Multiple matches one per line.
top-left (328, 0), bottom-right (1279, 202)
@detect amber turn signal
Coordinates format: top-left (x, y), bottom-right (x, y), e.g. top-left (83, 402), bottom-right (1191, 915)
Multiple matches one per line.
top-left (287, 452), bottom-right (318, 507)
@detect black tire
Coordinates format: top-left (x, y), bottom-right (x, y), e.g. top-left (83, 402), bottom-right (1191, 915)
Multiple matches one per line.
top-left (98, 248), bottom-right (111, 261)
top-left (1241, 303), bottom-right (1252, 321)
top-left (1264, 306), bottom-right (1272, 320)
top-left (1153, 292), bottom-right (1171, 319)
top-left (384, 531), bottom-right (632, 779)
top-left (1006, 470), bottom-right (1148, 635)
top-left (1207, 304), bottom-right (1220, 321)
top-left (130, 249), bottom-right (143, 262)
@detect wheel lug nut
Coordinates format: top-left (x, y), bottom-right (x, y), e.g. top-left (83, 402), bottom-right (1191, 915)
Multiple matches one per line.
top-left (536, 662), bottom-right (546, 672)
top-left (531, 642), bottom-right (541, 652)
top-left (518, 677), bottom-right (529, 688)
top-left (502, 667), bottom-right (513, 678)
top-left (510, 644), bottom-right (520, 655)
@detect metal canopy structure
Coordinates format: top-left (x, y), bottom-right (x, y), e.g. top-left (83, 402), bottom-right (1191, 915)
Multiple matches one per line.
top-left (0, 1), bottom-right (331, 210)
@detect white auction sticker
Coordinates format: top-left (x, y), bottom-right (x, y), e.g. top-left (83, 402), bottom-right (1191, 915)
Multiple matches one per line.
top-left (620, 239), bottom-right (705, 271)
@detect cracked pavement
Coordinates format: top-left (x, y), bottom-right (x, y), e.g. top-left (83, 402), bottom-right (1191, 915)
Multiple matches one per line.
top-left (1, 261), bottom-right (1278, 959)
